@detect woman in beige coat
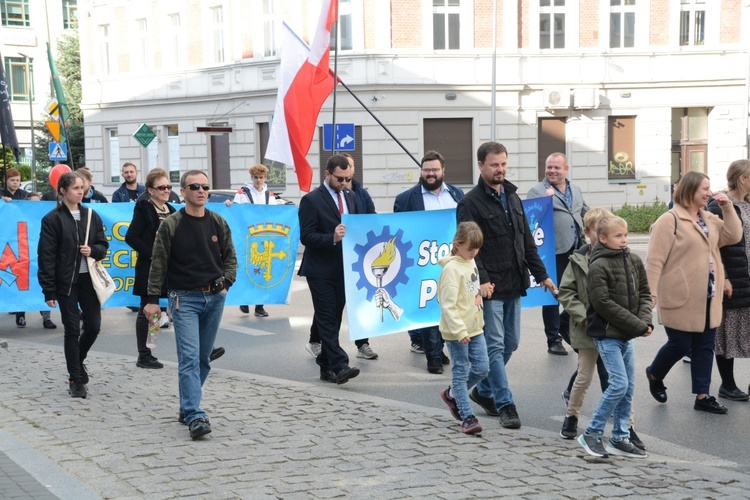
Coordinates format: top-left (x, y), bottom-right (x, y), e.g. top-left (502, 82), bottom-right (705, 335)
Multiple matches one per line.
top-left (645, 171), bottom-right (742, 414)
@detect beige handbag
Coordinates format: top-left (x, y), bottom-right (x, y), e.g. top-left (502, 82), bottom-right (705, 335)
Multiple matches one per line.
top-left (84, 209), bottom-right (115, 304)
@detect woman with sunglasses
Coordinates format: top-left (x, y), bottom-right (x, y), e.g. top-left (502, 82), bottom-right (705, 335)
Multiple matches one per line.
top-left (125, 168), bottom-right (177, 369)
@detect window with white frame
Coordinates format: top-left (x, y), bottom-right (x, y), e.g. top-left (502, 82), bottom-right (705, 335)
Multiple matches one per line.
top-left (211, 6), bottom-right (225, 63)
top-left (1, 0), bottom-right (30, 27)
top-left (433, 0), bottom-right (460, 50)
top-left (107, 128), bottom-right (121, 183)
top-left (331, 0), bottom-right (353, 51)
top-left (135, 18), bottom-right (149, 71)
top-left (4, 57), bottom-right (33, 102)
top-left (99, 24), bottom-right (111, 75)
top-left (166, 125), bottom-right (180, 183)
top-left (540, 0), bottom-right (566, 49)
top-left (610, 0), bottom-right (635, 48)
top-left (679, 0), bottom-right (705, 46)
top-left (62, 0), bottom-right (77, 29)
top-left (166, 13), bottom-right (182, 67)
top-left (262, 0), bottom-right (281, 57)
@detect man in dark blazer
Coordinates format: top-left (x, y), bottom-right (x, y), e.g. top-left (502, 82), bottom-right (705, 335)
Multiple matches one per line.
top-left (393, 150), bottom-right (464, 374)
top-left (299, 154), bottom-right (360, 384)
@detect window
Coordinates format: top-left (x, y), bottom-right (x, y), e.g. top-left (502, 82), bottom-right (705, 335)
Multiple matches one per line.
top-left (608, 116), bottom-right (636, 181)
top-left (4, 57), bottom-right (33, 102)
top-left (1, 0), bottom-right (30, 27)
top-left (423, 118), bottom-right (473, 184)
top-left (538, 118), bottom-right (566, 181)
top-left (166, 14), bottom-right (182, 67)
top-left (135, 18), bottom-right (149, 71)
top-left (331, 0), bottom-right (352, 51)
top-left (259, 122), bottom-right (286, 190)
top-left (679, 0), bottom-right (705, 46)
top-left (610, 0), bottom-right (635, 48)
top-left (99, 24), bottom-right (111, 75)
top-left (107, 128), bottom-right (121, 184)
top-left (167, 125), bottom-right (180, 183)
top-left (62, 0), bottom-right (77, 29)
top-left (540, 0), bottom-right (565, 49)
top-left (262, 0), bottom-right (281, 57)
top-left (433, 0), bottom-right (460, 50)
top-left (211, 6), bottom-right (225, 63)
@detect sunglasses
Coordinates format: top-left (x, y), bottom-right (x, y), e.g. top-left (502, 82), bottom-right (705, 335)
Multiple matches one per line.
top-left (153, 184), bottom-right (173, 192)
top-left (332, 175), bottom-right (352, 183)
top-left (186, 183), bottom-right (210, 191)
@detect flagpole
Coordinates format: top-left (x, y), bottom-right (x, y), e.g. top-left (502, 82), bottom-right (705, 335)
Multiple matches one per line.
top-left (338, 79), bottom-right (420, 167)
top-left (330, 11), bottom-right (339, 154)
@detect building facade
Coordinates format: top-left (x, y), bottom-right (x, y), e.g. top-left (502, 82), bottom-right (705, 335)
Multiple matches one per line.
top-left (1, 0), bottom-right (78, 169)
top-left (78, 0), bottom-right (750, 209)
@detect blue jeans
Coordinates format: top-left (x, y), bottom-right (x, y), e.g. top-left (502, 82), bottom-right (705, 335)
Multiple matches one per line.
top-left (446, 335), bottom-right (489, 420)
top-left (410, 326), bottom-right (443, 361)
top-left (475, 297), bottom-right (521, 409)
top-left (169, 289), bottom-right (226, 425)
top-left (586, 338), bottom-right (635, 442)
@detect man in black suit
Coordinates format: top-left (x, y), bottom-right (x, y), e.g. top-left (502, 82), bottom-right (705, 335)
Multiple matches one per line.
top-left (299, 154), bottom-right (360, 384)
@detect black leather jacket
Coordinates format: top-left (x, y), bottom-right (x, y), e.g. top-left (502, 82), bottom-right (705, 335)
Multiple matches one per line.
top-left (38, 205), bottom-right (109, 301)
top-left (457, 177), bottom-right (549, 299)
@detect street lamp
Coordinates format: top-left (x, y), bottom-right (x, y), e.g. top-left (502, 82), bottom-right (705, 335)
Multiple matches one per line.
top-left (18, 53), bottom-right (34, 192)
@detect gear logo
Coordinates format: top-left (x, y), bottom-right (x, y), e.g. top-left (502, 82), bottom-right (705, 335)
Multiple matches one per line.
top-left (352, 227), bottom-right (413, 322)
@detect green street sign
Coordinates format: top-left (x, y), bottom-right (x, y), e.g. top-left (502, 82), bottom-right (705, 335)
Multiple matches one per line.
top-left (133, 123), bottom-right (156, 148)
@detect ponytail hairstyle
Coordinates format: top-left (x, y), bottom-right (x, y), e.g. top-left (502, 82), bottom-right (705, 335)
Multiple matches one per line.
top-left (56, 172), bottom-right (80, 210)
top-left (451, 221), bottom-right (484, 255)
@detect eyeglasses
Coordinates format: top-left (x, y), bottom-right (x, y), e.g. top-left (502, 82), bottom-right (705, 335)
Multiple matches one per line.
top-left (186, 183), bottom-right (210, 191)
top-left (332, 175), bottom-right (352, 183)
top-left (153, 184), bottom-right (173, 192)
top-left (421, 168), bottom-right (441, 174)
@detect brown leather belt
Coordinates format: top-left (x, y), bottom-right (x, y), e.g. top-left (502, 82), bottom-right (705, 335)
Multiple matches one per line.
top-left (192, 284), bottom-right (212, 292)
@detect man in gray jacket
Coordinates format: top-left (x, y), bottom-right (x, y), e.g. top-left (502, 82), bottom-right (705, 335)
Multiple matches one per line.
top-left (527, 153), bottom-right (589, 355)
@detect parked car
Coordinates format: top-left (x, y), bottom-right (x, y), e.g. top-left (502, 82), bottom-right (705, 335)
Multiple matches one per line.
top-left (207, 189), bottom-right (295, 206)
top-left (20, 181), bottom-right (34, 192)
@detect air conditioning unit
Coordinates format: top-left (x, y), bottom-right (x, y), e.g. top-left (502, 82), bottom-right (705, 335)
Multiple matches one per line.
top-left (573, 88), bottom-right (600, 110)
top-left (543, 88), bottom-right (571, 109)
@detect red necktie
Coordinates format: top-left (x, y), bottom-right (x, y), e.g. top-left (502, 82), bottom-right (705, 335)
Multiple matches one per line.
top-left (337, 191), bottom-right (344, 215)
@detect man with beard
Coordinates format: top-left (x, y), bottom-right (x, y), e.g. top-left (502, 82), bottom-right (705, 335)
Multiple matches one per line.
top-left (112, 162), bottom-right (145, 202)
top-left (394, 150), bottom-right (463, 374)
top-left (457, 141), bottom-right (556, 429)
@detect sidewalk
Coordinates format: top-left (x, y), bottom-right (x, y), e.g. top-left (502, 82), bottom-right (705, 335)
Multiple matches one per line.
top-left (2, 339), bottom-right (749, 499)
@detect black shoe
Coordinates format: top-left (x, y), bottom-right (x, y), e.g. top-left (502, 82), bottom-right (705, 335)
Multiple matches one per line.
top-left (254, 306), bottom-right (269, 317)
top-left (469, 386), bottom-right (500, 417)
top-left (718, 385), bottom-right (749, 401)
top-left (189, 418), bottom-right (212, 439)
top-left (68, 380), bottom-right (87, 398)
top-left (441, 351), bottom-right (450, 365)
top-left (239, 305), bottom-right (250, 314)
top-left (320, 370), bottom-right (337, 383)
top-left (694, 395), bottom-right (728, 414)
top-left (136, 356), bottom-right (164, 369)
top-left (560, 415), bottom-right (578, 439)
top-left (210, 347), bottom-right (225, 362)
top-left (646, 367), bottom-right (667, 403)
top-left (80, 363), bottom-right (89, 385)
top-left (547, 341), bottom-right (567, 355)
top-left (629, 427), bottom-right (646, 451)
top-left (427, 358), bottom-right (443, 374)
top-left (334, 366), bottom-right (360, 384)
top-left (498, 404), bottom-right (521, 429)
top-left (179, 411), bottom-right (209, 425)
top-left (43, 319), bottom-right (57, 329)
top-left (16, 315), bottom-right (26, 328)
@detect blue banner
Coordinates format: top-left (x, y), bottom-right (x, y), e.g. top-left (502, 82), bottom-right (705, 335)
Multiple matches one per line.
top-left (0, 201), bottom-right (298, 311)
top-left (342, 198), bottom-right (557, 341)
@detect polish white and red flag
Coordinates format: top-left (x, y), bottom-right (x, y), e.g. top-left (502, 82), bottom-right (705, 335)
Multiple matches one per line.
top-left (265, 0), bottom-right (338, 193)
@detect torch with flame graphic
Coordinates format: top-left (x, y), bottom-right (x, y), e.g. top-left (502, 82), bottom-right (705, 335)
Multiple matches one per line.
top-left (371, 237), bottom-right (397, 322)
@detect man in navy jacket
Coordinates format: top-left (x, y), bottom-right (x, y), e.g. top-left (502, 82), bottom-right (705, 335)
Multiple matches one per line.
top-left (394, 150), bottom-right (463, 374)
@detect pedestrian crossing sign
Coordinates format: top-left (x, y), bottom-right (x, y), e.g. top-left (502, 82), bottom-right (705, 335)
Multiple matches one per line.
top-left (49, 142), bottom-right (68, 161)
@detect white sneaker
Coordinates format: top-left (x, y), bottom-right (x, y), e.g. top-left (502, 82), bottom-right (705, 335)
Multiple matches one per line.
top-left (357, 343), bottom-right (378, 360)
top-left (305, 342), bottom-right (321, 358)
